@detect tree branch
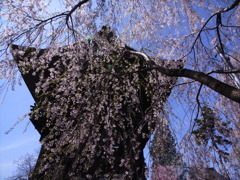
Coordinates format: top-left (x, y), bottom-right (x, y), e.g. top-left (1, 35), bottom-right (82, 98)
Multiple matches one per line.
top-left (183, 0), bottom-right (240, 58)
top-left (221, 0), bottom-right (240, 12)
top-left (207, 68), bottom-right (240, 75)
top-left (117, 50), bottom-right (240, 103)
top-left (151, 65), bottom-right (240, 103)
top-left (66, 0), bottom-right (90, 31)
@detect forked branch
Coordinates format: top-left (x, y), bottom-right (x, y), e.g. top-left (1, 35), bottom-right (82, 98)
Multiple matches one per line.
top-left (66, 0), bottom-right (90, 30)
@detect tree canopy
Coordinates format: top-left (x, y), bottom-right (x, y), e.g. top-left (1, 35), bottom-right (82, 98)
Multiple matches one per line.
top-left (11, 29), bottom-right (183, 178)
top-left (0, 0), bottom-right (239, 179)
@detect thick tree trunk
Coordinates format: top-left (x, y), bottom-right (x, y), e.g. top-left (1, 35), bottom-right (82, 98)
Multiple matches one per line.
top-left (30, 134), bottom-right (148, 179)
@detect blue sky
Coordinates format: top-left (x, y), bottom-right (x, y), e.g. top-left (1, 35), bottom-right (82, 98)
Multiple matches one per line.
top-left (0, 1), bottom-right (58, 178)
top-left (0, 81), bottom-right (40, 179)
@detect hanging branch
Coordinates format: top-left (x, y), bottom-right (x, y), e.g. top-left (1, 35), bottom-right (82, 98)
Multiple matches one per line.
top-left (182, 0), bottom-right (240, 59)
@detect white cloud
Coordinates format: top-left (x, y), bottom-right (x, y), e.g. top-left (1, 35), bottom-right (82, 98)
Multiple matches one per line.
top-left (0, 136), bottom-right (38, 152)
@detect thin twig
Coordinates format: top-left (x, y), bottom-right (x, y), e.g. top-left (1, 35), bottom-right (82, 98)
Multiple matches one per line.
top-left (180, 0), bottom-right (240, 59)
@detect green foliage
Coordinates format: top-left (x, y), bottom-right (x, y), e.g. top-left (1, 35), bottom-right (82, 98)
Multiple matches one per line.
top-left (150, 123), bottom-right (182, 166)
top-left (192, 106), bottom-right (232, 158)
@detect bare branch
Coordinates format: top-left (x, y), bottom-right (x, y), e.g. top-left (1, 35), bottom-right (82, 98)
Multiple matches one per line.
top-left (207, 69), bottom-right (240, 75)
top-left (183, 0), bottom-right (240, 58)
top-left (66, 0), bottom-right (90, 31)
top-left (221, 0), bottom-right (240, 12)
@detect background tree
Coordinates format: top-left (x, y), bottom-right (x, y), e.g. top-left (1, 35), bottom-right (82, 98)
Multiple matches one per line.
top-left (191, 105), bottom-right (233, 178)
top-left (192, 106), bottom-right (232, 158)
top-left (150, 120), bottom-right (182, 166)
top-left (6, 152), bottom-right (37, 180)
top-left (0, 0), bottom-right (239, 179)
top-left (149, 121), bottom-right (183, 180)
